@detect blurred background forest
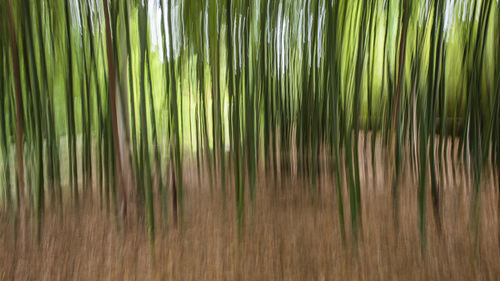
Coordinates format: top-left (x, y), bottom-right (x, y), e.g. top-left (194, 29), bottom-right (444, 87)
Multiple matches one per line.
top-left (0, 0), bottom-right (499, 280)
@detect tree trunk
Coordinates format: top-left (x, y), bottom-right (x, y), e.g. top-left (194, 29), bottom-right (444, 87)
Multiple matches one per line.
top-left (103, 0), bottom-right (127, 217)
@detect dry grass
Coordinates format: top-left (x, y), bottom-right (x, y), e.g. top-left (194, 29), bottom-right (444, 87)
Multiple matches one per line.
top-left (1, 140), bottom-right (499, 281)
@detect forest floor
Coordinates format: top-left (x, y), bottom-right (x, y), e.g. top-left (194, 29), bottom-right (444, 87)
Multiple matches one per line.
top-left (1, 136), bottom-right (500, 281)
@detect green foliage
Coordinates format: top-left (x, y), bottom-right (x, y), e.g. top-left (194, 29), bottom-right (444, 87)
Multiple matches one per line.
top-left (0, 0), bottom-right (498, 251)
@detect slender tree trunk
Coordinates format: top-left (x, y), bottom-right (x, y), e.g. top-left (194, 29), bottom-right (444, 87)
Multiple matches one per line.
top-left (103, 0), bottom-right (127, 217)
top-left (7, 0), bottom-right (24, 218)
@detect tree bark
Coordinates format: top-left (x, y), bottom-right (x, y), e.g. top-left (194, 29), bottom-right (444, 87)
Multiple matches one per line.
top-left (103, 0), bottom-right (127, 216)
top-left (7, 0), bottom-right (24, 214)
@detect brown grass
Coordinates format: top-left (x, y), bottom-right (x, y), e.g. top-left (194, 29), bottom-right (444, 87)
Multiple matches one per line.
top-left (1, 139), bottom-right (499, 281)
